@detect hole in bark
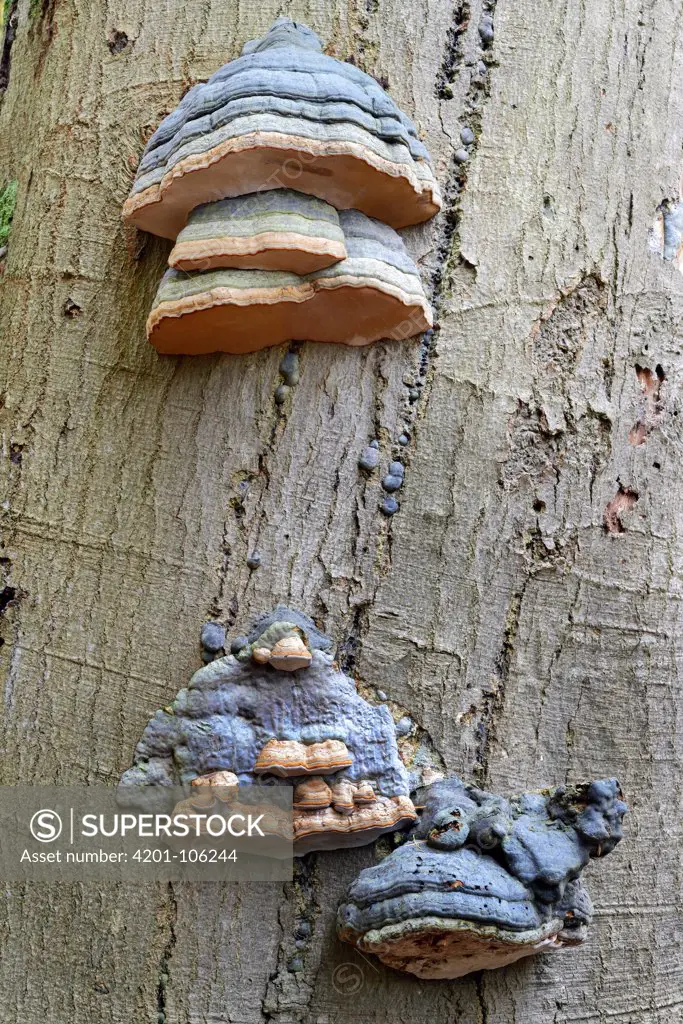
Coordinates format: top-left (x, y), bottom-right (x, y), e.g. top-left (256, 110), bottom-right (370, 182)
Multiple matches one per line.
top-left (107, 30), bottom-right (129, 54)
top-left (0, 586), bottom-right (17, 613)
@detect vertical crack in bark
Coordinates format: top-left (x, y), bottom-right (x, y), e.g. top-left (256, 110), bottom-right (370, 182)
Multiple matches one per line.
top-left (0, 1), bottom-right (18, 98)
top-left (337, 602), bottom-right (371, 675)
top-left (474, 585), bottom-right (524, 783)
top-left (377, 0), bottom-right (500, 587)
top-left (208, 358), bottom-right (295, 623)
top-left (261, 857), bottom-right (322, 1023)
top-left (436, 0), bottom-right (471, 99)
top-left (475, 974), bottom-right (489, 1024)
top-left (0, 550), bottom-right (21, 709)
top-left (431, 1), bottom-right (472, 311)
top-left (431, 0), bottom-right (498, 314)
top-left (156, 882), bottom-right (178, 1024)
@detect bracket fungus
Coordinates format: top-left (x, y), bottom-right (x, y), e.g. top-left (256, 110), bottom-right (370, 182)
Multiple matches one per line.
top-left (122, 18), bottom-right (441, 239)
top-left (118, 607), bottom-right (417, 854)
top-left (254, 738), bottom-right (354, 776)
top-left (337, 776), bottom-right (627, 979)
top-left (187, 770), bottom-right (239, 808)
top-left (146, 209), bottom-right (433, 355)
top-left (168, 190), bottom-right (348, 274)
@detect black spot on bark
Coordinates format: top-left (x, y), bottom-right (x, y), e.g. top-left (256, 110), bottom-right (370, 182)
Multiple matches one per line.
top-left (156, 883), bottom-right (177, 1024)
top-left (107, 30), bottom-right (129, 55)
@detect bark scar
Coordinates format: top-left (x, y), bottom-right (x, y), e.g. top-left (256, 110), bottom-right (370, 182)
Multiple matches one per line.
top-left (628, 363), bottom-right (665, 446)
top-left (603, 485), bottom-right (639, 534)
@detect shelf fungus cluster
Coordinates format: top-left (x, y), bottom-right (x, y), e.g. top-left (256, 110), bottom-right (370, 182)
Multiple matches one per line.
top-left (122, 18), bottom-right (440, 354)
top-left (337, 776), bottom-right (627, 979)
top-left (118, 608), bottom-right (417, 854)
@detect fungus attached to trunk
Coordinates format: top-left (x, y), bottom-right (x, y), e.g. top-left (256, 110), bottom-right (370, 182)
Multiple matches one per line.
top-left (122, 18), bottom-right (441, 239)
top-left (147, 210), bottom-right (432, 355)
top-left (294, 795), bottom-right (417, 854)
top-left (191, 770), bottom-right (239, 804)
top-left (337, 776), bottom-right (627, 979)
top-left (117, 608), bottom-right (418, 855)
top-left (168, 190), bottom-right (347, 273)
top-left (233, 615), bottom-right (315, 671)
top-left (268, 636), bottom-right (313, 671)
top-left (254, 738), bottom-right (354, 777)
top-left (293, 777), bottom-right (333, 810)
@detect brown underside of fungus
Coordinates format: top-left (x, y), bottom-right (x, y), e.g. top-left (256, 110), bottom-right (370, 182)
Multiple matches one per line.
top-left (124, 142), bottom-right (441, 238)
top-left (147, 210), bottom-right (432, 355)
top-left (122, 19), bottom-right (441, 239)
top-left (293, 795), bottom-right (416, 855)
top-left (343, 918), bottom-right (566, 980)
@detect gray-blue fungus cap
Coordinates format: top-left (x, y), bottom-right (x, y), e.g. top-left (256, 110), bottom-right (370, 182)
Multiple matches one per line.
top-left (337, 775), bottom-right (627, 979)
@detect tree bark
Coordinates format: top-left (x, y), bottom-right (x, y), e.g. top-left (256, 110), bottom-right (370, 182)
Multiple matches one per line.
top-left (1, 1), bottom-right (682, 1022)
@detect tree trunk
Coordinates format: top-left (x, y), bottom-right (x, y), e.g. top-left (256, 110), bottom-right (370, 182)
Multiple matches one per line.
top-left (1, 0), bottom-right (681, 1021)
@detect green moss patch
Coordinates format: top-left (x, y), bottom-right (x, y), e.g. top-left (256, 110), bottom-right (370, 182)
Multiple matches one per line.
top-left (0, 180), bottom-right (18, 247)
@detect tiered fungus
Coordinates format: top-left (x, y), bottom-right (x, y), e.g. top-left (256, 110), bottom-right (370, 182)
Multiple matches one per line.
top-left (118, 607), bottom-right (417, 854)
top-left (122, 18), bottom-right (441, 239)
top-left (147, 210), bottom-right (432, 354)
top-left (170, 783), bottom-right (293, 851)
top-left (338, 776), bottom-right (627, 979)
top-left (168, 190), bottom-right (347, 274)
top-left (123, 17), bottom-right (439, 354)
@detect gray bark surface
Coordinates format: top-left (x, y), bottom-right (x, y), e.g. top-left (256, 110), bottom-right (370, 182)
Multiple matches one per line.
top-left (0, 0), bottom-right (681, 1021)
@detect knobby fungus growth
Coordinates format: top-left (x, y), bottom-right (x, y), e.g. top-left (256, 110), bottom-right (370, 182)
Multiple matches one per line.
top-left (118, 608), bottom-right (417, 854)
top-left (338, 776), bottom-right (627, 979)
